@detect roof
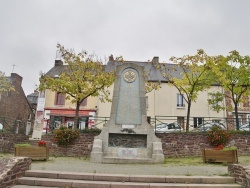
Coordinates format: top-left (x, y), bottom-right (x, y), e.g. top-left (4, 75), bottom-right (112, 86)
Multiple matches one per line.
top-left (105, 60), bottom-right (183, 82)
top-left (44, 60), bottom-right (183, 82)
top-left (45, 65), bottom-right (68, 77)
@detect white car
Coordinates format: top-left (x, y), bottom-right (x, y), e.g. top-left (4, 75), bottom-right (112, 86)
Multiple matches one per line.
top-left (239, 123), bottom-right (250, 131)
top-left (155, 122), bottom-right (182, 133)
top-left (192, 122), bottom-right (226, 132)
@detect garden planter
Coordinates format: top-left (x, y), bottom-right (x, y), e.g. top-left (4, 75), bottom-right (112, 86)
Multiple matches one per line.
top-left (14, 146), bottom-right (49, 161)
top-left (202, 149), bottom-right (238, 163)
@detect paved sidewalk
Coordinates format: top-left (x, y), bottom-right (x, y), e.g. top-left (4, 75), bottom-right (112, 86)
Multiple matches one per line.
top-left (31, 157), bottom-right (229, 176)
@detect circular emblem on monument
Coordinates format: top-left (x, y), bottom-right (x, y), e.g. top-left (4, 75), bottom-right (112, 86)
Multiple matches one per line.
top-left (124, 70), bottom-right (136, 83)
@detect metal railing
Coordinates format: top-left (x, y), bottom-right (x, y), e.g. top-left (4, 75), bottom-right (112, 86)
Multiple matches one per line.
top-left (152, 116), bottom-right (250, 133)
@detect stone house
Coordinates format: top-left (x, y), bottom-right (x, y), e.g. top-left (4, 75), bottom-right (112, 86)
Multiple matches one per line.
top-left (0, 73), bottom-right (34, 134)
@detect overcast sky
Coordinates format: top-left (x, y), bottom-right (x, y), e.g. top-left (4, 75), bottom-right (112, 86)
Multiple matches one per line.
top-left (0, 0), bottom-right (250, 95)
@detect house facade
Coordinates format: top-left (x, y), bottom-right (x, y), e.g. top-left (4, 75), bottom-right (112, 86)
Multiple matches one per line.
top-left (96, 57), bottom-right (227, 130)
top-left (35, 60), bottom-right (98, 133)
top-left (37, 56), bottom-right (249, 131)
top-left (0, 73), bottom-right (34, 134)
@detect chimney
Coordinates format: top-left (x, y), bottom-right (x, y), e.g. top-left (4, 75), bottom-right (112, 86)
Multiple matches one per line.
top-left (109, 54), bottom-right (114, 61)
top-left (55, 60), bottom-right (63, 66)
top-left (11, 73), bottom-right (23, 85)
top-left (152, 56), bottom-right (159, 63)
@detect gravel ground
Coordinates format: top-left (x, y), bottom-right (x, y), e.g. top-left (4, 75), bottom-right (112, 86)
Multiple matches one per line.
top-left (1, 154), bottom-right (249, 176)
top-left (30, 157), bottom-right (230, 176)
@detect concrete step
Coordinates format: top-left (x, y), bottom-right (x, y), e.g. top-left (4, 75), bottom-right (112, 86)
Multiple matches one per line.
top-left (14, 170), bottom-right (243, 188)
top-left (12, 186), bottom-right (58, 188)
top-left (23, 170), bottom-right (237, 184)
top-left (16, 177), bottom-right (243, 188)
top-left (102, 157), bottom-right (153, 164)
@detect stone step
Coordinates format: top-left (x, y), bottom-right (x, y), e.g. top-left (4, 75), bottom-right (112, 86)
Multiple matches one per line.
top-left (12, 185), bottom-right (58, 188)
top-left (16, 177), bottom-right (243, 188)
top-left (102, 156), bottom-right (153, 164)
top-left (23, 170), bottom-right (236, 184)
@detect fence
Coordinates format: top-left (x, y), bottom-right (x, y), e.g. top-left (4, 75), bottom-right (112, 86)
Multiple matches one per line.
top-left (152, 116), bottom-right (250, 133)
top-left (44, 116), bottom-right (110, 134)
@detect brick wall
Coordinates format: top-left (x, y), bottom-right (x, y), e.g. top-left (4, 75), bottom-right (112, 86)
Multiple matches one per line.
top-left (42, 133), bottom-right (99, 157)
top-left (0, 73), bottom-right (34, 133)
top-left (228, 164), bottom-right (250, 188)
top-left (40, 133), bottom-right (250, 157)
top-left (0, 133), bottom-right (249, 157)
top-left (157, 133), bottom-right (250, 157)
top-left (0, 134), bottom-right (29, 153)
top-left (0, 157), bottom-right (31, 188)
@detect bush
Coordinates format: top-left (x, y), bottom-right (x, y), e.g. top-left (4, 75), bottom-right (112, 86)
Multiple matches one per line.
top-left (207, 126), bottom-right (231, 147)
top-left (80, 127), bottom-right (101, 134)
top-left (53, 127), bottom-right (80, 146)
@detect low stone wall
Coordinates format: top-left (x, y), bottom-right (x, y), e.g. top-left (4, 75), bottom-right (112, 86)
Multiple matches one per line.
top-left (0, 134), bottom-right (29, 153)
top-left (0, 157), bottom-right (31, 188)
top-left (156, 133), bottom-right (250, 157)
top-left (0, 133), bottom-right (249, 157)
top-left (42, 133), bottom-right (99, 157)
top-left (39, 133), bottom-right (250, 157)
top-left (228, 164), bottom-right (250, 188)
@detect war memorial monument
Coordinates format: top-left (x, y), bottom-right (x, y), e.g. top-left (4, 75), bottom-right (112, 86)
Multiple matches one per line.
top-left (91, 63), bottom-right (164, 163)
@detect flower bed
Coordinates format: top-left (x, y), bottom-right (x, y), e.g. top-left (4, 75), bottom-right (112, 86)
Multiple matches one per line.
top-left (202, 149), bottom-right (238, 163)
top-left (14, 145), bottom-right (49, 161)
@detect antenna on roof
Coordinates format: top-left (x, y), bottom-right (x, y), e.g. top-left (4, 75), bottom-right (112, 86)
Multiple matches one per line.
top-left (12, 64), bottom-right (17, 73)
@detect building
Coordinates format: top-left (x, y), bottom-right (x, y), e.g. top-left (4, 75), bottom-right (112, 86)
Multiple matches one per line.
top-left (35, 60), bottom-right (98, 133)
top-left (0, 73), bottom-right (34, 134)
top-left (37, 56), bottom-right (249, 131)
top-left (27, 90), bottom-right (39, 113)
top-left (97, 57), bottom-right (226, 130)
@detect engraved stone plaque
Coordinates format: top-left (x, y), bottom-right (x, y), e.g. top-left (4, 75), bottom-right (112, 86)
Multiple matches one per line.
top-left (117, 148), bottom-right (138, 158)
top-left (108, 133), bottom-right (147, 148)
top-left (116, 68), bottom-right (141, 125)
top-left (122, 125), bottom-right (135, 129)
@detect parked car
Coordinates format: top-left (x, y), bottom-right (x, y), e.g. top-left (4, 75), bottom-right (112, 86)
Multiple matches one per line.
top-left (155, 122), bottom-right (182, 133)
top-left (155, 123), bottom-right (168, 129)
top-left (192, 122), bottom-right (226, 132)
top-left (239, 123), bottom-right (250, 131)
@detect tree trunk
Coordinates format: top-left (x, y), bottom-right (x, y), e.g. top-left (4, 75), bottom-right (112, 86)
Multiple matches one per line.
top-left (74, 101), bottom-right (80, 130)
top-left (186, 101), bottom-right (192, 132)
top-left (234, 102), bottom-right (240, 130)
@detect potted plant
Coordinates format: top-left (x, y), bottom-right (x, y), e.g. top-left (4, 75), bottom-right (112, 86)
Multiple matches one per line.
top-left (202, 126), bottom-right (238, 163)
top-left (14, 141), bottom-right (49, 161)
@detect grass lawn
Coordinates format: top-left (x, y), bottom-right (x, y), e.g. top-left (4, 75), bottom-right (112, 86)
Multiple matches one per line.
top-left (1, 152), bottom-right (249, 166)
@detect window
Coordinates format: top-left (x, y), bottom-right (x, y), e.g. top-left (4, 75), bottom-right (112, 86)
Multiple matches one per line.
top-left (55, 92), bottom-right (65, 105)
top-left (80, 98), bottom-right (87, 106)
top-left (177, 93), bottom-right (185, 107)
top-left (193, 117), bottom-right (204, 128)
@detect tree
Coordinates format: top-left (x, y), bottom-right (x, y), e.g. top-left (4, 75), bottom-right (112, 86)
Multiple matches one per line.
top-left (39, 44), bottom-right (116, 128)
top-left (0, 71), bottom-right (14, 93)
top-left (155, 50), bottom-right (215, 132)
top-left (208, 51), bottom-right (250, 130)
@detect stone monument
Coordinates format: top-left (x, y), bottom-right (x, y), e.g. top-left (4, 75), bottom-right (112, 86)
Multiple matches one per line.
top-left (90, 63), bottom-right (164, 163)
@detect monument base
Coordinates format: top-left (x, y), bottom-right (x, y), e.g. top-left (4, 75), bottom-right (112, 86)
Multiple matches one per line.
top-left (90, 127), bottom-right (164, 164)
